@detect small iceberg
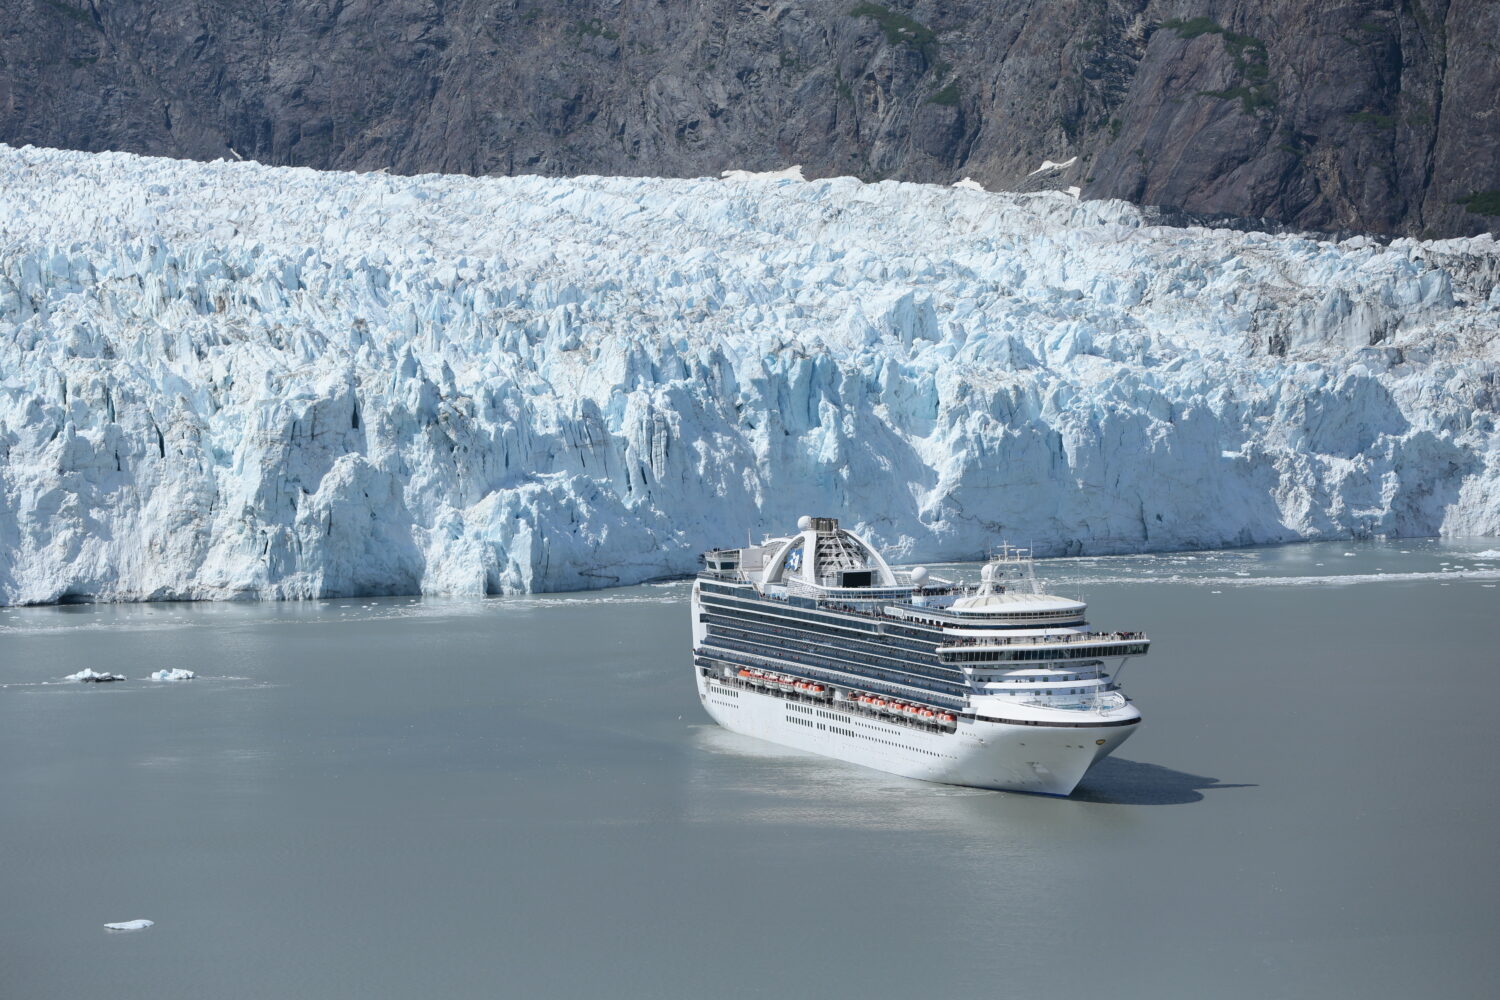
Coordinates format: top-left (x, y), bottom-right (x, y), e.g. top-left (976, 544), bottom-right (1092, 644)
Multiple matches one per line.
top-left (104, 919), bottom-right (153, 932)
top-left (150, 668), bottom-right (196, 682)
top-left (1474, 549), bottom-right (1500, 559)
top-left (66, 669), bottom-right (125, 683)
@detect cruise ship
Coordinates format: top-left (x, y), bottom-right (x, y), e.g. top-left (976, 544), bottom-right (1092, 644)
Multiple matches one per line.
top-left (691, 516), bottom-right (1148, 795)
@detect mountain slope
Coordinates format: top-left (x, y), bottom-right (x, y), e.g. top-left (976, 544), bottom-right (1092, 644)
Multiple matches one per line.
top-left (2, 1), bottom-right (1497, 238)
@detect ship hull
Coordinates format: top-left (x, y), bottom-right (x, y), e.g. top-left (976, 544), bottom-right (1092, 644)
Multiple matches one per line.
top-left (695, 669), bottom-right (1136, 796)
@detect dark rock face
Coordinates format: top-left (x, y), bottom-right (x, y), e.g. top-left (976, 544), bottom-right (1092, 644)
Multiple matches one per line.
top-left (2, 1), bottom-right (1496, 237)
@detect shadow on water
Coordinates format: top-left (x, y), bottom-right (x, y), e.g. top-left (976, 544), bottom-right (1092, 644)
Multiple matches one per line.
top-left (1072, 757), bottom-right (1256, 806)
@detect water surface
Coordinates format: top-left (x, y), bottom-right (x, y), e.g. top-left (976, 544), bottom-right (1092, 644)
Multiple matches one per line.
top-left (3, 539), bottom-right (1497, 998)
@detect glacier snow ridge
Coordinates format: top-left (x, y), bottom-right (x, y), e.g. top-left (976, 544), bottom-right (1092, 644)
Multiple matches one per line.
top-left (0, 143), bottom-right (1497, 604)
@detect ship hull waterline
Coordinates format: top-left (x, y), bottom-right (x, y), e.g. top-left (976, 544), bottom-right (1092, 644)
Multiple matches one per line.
top-left (694, 669), bottom-right (1138, 796)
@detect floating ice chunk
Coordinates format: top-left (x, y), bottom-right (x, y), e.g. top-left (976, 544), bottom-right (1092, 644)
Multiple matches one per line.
top-left (952, 177), bottom-right (984, 191)
top-left (104, 919), bottom-right (153, 931)
top-left (1343, 552), bottom-right (1357, 557)
top-left (720, 165), bottom-right (805, 182)
top-left (1474, 549), bottom-right (1500, 558)
top-left (66, 669), bottom-right (125, 683)
top-left (1027, 157), bottom-right (1078, 176)
top-left (150, 668), bottom-right (195, 681)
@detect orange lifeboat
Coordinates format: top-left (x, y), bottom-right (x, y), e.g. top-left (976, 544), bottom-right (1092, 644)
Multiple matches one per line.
top-left (811, 685), bottom-right (824, 694)
top-left (939, 713), bottom-right (955, 723)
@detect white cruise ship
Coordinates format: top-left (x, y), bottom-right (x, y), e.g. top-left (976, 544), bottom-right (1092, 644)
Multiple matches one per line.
top-left (691, 516), bottom-right (1148, 795)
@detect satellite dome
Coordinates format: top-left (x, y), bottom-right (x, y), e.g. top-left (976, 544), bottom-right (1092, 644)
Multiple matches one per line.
top-left (910, 566), bottom-right (928, 584)
top-left (797, 515), bottom-right (813, 531)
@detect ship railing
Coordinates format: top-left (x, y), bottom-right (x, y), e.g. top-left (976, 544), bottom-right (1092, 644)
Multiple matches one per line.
top-left (704, 631), bottom-right (968, 696)
top-left (696, 644), bottom-right (966, 709)
top-left (939, 630), bottom-right (1148, 649)
top-left (1017, 691), bottom-right (1129, 713)
top-left (699, 660), bottom-right (960, 734)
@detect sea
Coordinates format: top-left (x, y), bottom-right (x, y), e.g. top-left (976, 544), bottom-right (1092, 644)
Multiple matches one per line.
top-left (2, 539), bottom-right (1497, 999)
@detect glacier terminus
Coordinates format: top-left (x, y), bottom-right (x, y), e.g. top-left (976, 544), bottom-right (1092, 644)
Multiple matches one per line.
top-left (0, 143), bottom-right (1497, 605)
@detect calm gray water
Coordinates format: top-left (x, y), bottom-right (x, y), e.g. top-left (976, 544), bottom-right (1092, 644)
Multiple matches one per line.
top-left (3, 539), bottom-right (1498, 999)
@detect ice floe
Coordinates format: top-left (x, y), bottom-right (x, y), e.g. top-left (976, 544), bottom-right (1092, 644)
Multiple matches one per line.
top-left (104, 919), bottom-right (153, 932)
top-left (65, 669), bottom-right (125, 683)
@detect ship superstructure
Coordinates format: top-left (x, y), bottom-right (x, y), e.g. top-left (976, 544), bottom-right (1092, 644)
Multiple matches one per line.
top-left (691, 516), bottom-right (1148, 795)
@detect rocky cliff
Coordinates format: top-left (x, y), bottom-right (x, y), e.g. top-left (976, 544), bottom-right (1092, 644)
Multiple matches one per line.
top-left (2, 2), bottom-right (1497, 235)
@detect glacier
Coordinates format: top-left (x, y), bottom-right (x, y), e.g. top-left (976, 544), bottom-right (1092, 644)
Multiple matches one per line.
top-left (0, 143), bottom-right (1497, 604)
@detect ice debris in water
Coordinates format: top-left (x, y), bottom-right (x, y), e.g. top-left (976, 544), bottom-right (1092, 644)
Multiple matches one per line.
top-left (1474, 550), bottom-right (1500, 559)
top-left (104, 919), bottom-right (153, 932)
top-left (0, 143), bottom-right (1498, 603)
top-left (66, 669), bottom-right (125, 683)
top-left (150, 668), bottom-right (195, 681)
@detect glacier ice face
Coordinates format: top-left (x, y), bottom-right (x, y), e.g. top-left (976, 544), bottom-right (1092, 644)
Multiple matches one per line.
top-left (0, 143), bottom-right (1497, 604)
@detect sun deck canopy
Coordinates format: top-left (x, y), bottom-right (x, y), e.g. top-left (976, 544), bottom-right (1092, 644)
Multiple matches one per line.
top-left (762, 516), bottom-right (898, 590)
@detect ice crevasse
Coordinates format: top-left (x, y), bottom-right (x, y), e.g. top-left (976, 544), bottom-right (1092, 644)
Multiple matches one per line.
top-left (0, 143), bottom-right (1496, 604)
